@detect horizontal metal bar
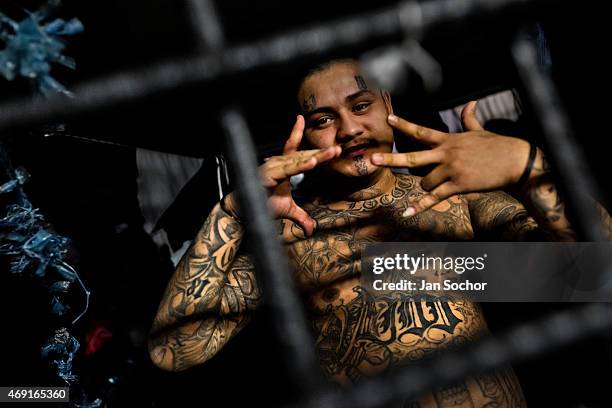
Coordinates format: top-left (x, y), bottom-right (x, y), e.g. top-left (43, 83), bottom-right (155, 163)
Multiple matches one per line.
top-left (295, 303), bottom-right (612, 408)
top-left (0, 0), bottom-right (540, 135)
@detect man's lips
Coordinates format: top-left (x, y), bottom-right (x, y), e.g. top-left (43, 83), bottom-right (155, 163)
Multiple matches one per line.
top-left (348, 148), bottom-right (368, 157)
top-left (342, 142), bottom-right (372, 157)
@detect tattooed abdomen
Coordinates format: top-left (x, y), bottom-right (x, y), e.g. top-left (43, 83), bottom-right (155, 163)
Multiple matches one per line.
top-left (281, 175), bottom-right (526, 406)
top-left (308, 282), bottom-right (486, 385)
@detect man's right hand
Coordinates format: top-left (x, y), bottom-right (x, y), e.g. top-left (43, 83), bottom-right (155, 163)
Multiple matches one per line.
top-left (224, 115), bottom-right (341, 236)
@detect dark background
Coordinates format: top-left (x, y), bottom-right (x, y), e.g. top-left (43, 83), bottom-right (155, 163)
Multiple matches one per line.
top-left (1, 0), bottom-right (611, 406)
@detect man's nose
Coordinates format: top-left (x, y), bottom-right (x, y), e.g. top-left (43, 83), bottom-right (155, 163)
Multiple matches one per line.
top-left (336, 113), bottom-right (364, 143)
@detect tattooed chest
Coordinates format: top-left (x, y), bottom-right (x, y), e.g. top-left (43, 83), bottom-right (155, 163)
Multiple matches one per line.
top-left (281, 192), bottom-right (474, 292)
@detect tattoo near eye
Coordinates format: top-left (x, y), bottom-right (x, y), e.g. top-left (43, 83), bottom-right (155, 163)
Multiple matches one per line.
top-left (354, 75), bottom-right (368, 90)
top-left (303, 94), bottom-right (316, 112)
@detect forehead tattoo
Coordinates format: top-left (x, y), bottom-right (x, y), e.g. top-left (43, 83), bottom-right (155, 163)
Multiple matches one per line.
top-left (354, 75), bottom-right (368, 90)
top-left (303, 94), bottom-right (316, 112)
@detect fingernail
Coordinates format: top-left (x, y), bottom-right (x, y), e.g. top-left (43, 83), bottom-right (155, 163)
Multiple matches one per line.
top-left (372, 153), bottom-right (383, 164)
top-left (402, 207), bottom-right (415, 217)
top-left (387, 114), bottom-right (398, 125)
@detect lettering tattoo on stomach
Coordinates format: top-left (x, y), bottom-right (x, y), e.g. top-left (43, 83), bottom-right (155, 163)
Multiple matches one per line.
top-left (309, 285), bottom-right (486, 384)
top-left (309, 285), bottom-right (526, 407)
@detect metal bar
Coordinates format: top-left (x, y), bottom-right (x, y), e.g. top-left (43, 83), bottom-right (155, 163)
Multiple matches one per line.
top-left (512, 34), bottom-right (605, 241)
top-left (185, 0), bottom-right (226, 51)
top-left (0, 0), bottom-right (541, 134)
top-left (294, 303), bottom-right (612, 408)
top-left (220, 107), bottom-right (324, 394)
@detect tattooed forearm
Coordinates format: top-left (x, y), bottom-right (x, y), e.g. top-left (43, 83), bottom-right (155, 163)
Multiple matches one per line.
top-left (515, 150), bottom-right (612, 241)
top-left (519, 151), bottom-right (576, 241)
top-left (467, 191), bottom-right (544, 241)
top-left (149, 203), bottom-right (261, 371)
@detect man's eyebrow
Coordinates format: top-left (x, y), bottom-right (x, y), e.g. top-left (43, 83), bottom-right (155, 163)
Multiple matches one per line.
top-left (345, 89), bottom-right (376, 103)
top-left (303, 90), bottom-right (377, 117)
top-left (303, 106), bottom-right (335, 118)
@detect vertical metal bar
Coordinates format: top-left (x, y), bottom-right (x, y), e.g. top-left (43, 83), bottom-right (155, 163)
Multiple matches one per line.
top-left (220, 107), bottom-right (324, 394)
top-left (512, 35), bottom-right (605, 242)
top-left (185, 0), bottom-right (226, 51)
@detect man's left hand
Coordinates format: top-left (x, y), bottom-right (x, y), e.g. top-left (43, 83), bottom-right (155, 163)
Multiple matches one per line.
top-left (371, 101), bottom-right (531, 216)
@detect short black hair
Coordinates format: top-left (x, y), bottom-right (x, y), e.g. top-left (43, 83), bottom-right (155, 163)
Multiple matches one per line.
top-left (295, 58), bottom-right (360, 106)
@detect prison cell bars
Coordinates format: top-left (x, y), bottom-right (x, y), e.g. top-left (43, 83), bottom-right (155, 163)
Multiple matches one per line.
top-left (0, 0), bottom-right (537, 132)
top-left (0, 0), bottom-right (610, 406)
top-left (210, 1), bottom-right (612, 406)
top-left (295, 302), bottom-right (612, 408)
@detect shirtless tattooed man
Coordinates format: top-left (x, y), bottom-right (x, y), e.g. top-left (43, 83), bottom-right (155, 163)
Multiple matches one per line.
top-left (148, 59), bottom-right (612, 407)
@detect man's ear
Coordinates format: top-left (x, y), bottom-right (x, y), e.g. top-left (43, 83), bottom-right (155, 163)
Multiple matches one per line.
top-left (381, 90), bottom-right (393, 115)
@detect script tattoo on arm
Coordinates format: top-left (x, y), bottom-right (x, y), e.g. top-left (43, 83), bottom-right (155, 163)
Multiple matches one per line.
top-left (148, 203), bottom-right (261, 371)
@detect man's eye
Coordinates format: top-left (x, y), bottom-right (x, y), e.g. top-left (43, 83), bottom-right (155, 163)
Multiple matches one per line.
top-left (354, 102), bottom-right (371, 112)
top-left (315, 117), bottom-right (333, 126)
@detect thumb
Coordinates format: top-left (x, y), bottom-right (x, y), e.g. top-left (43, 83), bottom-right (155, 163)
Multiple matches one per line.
top-left (286, 204), bottom-right (316, 237)
top-left (461, 100), bottom-right (483, 131)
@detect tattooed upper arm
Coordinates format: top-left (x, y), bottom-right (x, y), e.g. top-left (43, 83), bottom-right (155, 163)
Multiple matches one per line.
top-left (148, 204), bottom-right (261, 371)
top-left (467, 191), bottom-right (543, 241)
top-left (148, 252), bottom-right (261, 371)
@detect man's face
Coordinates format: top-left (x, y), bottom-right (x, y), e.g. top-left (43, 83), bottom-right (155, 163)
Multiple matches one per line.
top-left (298, 62), bottom-right (394, 179)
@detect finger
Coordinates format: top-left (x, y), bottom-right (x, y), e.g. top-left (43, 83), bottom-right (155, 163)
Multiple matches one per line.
top-left (420, 164), bottom-right (449, 191)
top-left (264, 149), bottom-right (317, 169)
top-left (263, 156), bottom-right (318, 186)
top-left (371, 149), bottom-right (443, 168)
top-left (387, 114), bottom-right (447, 146)
top-left (266, 148), bottom-right (336, 169)
top-left (461, 101), bottom-right (483, 131)
top-left (312, 145), bottom-right (341, 164)
top-left (285, 205), bottom-right (316, 237)
top-left (283, 115), bottom-right (305, 154)
top-left (403, 182), bottom-right (459, 217)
